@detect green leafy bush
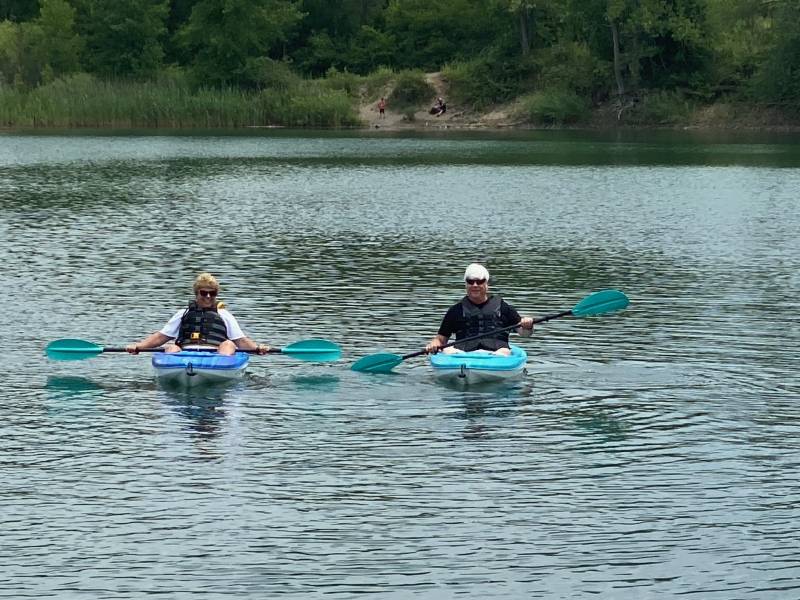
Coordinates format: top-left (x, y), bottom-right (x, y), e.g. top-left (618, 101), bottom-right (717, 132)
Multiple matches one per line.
top-left (533, 42), bottom-right (607, 96)
top-left (361, 66), bottom-right (394, 100)
top-left (443, 55), bottom-right (536, 110)
top-left (633, 90), bottom-right (695, 124)
top-left (518, 89), bottom-right (589, 125)
top-left (321, 67), bottom-right (362, 98)
top-left (388, 69), bottom-right (434, 110)
top-left (243, 57), bottom-right (302, 93)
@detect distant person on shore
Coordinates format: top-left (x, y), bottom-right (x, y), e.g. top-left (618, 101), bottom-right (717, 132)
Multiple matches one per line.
top-left (126, 272), bottom-right (269, 356)
top-left (430, 97), bottom-right (446, 117)
top-left (378, 97), bottom-right (386, 118)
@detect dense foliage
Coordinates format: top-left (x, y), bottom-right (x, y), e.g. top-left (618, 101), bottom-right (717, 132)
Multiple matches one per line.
top-left (1, 0), bottom-right (799, 126)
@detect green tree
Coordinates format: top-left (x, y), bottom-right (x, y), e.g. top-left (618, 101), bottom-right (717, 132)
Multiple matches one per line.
top-left (588, 0), bottom-right (712, 96)
top-left (288, 0), bottom-right (387, 74)
top-left (384, 0), bottom-right (505, 70)
top-left (1, 0), bottom-right (39, 21)
top-left (0, 0), bottom-right (81, 88)
top-left (178, 0), bottom-right (303, 87)
top-left (164, 0), bottom-right (200, 63)
top-left (494, 0), bottom-right (537, 55)
top-left (298, 0), bottom-right (383, 39)
top-left (0, 20), bottom-right (21, 85)
top-left (0, 19), bottom-right (48, 86)
top-left (752, 0), bottom-right (800, 105)
top-left (37, 0), bottom-right (83, 77)
top-left (704, 0), bottom-right (772, 94)
top-left (83, 0), bottom-right (168, 78)
top-left (344, 25), bottom-right (395, 73)
top-left (295, 31), bottom-right (340, 75)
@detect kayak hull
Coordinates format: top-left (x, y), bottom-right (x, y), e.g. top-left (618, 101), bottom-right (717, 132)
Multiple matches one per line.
top-left (430, 345), bottom-right (527, 386)
top-left (152, 350), bottom-right (249, 387)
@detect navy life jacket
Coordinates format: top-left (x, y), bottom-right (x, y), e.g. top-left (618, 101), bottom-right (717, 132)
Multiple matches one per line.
top-left (176, 301), bottom-right (228, 347)
top-left (455, 294), bottom-right (507, 351)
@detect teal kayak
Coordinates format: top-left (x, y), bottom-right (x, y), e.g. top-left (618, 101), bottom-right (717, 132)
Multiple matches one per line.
top-left (429, 344), bottom-right (527, 385)
top-left (152, 350), bottom-right (249, 387)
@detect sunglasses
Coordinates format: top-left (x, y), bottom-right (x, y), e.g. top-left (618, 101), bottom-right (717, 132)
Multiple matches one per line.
top-left (198, 290), bottom-right (218, 298)
top-left (466, 278), bottom-right (487, 285)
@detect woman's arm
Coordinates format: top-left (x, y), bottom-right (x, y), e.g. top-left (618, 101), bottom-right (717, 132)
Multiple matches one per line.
top-left (234, 336), bottom-right (269, 354)
top-left (126, 331), bottom-right (172, 353)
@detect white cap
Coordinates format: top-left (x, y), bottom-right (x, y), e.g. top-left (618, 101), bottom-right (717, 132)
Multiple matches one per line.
top-left (464, 263), bottom-right (490, 282)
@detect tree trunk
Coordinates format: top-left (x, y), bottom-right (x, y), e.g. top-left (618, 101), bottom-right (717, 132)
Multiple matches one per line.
top-left (609, 18), bottom-right (625, 97)
top-left (519, 7), bottom-right (530, 56)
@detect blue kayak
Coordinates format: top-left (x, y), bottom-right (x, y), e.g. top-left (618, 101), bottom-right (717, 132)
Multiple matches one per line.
top-left (430, 344), bottom-right (527, 385)
top-left (152, 350), bottom-right (249, 387)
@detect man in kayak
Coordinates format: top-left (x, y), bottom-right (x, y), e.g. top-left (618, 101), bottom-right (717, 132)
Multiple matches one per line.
top-left (425, 263), bottom-right (534, 356)
top-left (126, 272), bottom-right (269, 355)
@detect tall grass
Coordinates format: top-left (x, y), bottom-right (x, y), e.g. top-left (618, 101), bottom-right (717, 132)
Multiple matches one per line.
top-left (629, 90), bottom-right (696, 125)
top-left (388, 70), bottom-right (434, 111)
top-left (0, 73), bottom-right (361, 128)
top-left (443, 56), bottom-right (537, 111)
top-left (360, 67), bottom-right (395, 100)
top-left (517, 89), bottom-right (590, 125)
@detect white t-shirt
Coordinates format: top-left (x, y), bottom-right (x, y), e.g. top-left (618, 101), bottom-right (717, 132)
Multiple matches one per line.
top-left (160, 308), bottom-right (246, 341)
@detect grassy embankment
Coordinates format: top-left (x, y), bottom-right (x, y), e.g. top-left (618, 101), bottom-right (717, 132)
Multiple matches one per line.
top-left (0, 69), bottom-right (373, 129)
top-left (2, 62), bottom-right (797, 130)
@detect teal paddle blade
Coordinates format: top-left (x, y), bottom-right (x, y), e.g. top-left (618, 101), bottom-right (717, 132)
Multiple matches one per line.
top-left (571, 289), bottom-right (630, 317)
top-left (351, 353), bottom-right (403, 373)
top-left (280, 339), bottom-right (342, 362)
top-left (45, 338), bottom-right (104, 361)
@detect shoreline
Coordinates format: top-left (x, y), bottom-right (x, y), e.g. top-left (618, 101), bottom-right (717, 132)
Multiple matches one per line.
top-left (5, 122), bottom-right (800, 134)
top-left (4, 111), bottom-right (800, 136)
top-left (358, 80), bottom-right (800, 134)
top-left (357, 104), bottom-right (800, 135)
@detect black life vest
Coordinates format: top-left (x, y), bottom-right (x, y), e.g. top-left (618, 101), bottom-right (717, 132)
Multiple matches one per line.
top-left (176, 301), bottom-right (229, 347)
top-left (455, 294), bottom-right (507, 351)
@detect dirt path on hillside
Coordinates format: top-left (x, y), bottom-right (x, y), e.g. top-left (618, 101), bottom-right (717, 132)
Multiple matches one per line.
top-left (359, 71), bottom-right (514, 130)
top-left (357, 73), bottom-right (800, 132)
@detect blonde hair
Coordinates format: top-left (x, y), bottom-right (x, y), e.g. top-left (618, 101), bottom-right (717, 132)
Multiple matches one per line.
top-left (193, 272), bottom-right (220, 292)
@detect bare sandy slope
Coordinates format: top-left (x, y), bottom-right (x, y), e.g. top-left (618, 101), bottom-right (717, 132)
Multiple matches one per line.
top-left (358, 72), bottom-right (518, 131)
top-left (356, 72), bottom-right (800, 132)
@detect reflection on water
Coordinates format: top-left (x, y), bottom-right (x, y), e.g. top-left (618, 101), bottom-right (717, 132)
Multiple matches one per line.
top-left (45, 375), bottom-right (104, 396)
top-left (290, 374), bottom-right (341, 393)
top-left (44, 376), bottom-right (104, 417)
top-left (158, 381), bottom-right (236, 439)
top-left (442, 380), bottom-right (537, 440)
top-left (4, 132), bottom-right (800, 599)
top-left (573, 409), bottom-right (628, 443)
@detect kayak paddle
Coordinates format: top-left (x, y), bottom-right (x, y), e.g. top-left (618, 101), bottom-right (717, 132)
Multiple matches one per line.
top-left (267, 338), bottom-right (342, 362)
top-left (45, 338), bottom-right (342, 362)
top-left (350, 288), bottom-right (630, 374)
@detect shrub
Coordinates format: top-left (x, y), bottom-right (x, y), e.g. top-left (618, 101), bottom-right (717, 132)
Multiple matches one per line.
top-left (361, 66), bottom-right (394, 100)
top-left (243, 57), bottom-right (302, 93)
top-left (533, 42), bottom-right (608, 97)
top-left (443, 55), bottom-right (536, 110)
top-left (321, 67), bottom-right (361, 98)
top-left (388, 69), bottom-right (434, 111)
top-left (518, 89), bottom-right (589, 125)
top-left (633, 90), bottom-right (695, 124)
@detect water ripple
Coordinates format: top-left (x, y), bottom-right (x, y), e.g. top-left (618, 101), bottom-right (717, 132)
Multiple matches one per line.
top-left (1, 132), bottom-right (798, 598)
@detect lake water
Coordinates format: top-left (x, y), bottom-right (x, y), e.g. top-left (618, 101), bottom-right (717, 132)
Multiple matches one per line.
top-left (1, 129), bottom-right (799, 599)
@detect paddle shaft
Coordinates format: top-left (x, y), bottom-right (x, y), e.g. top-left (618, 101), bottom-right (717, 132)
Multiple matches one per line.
top-left (104, 346), bottom-right (267, 354)
top-left (402, 308), bottom-right (573, 360)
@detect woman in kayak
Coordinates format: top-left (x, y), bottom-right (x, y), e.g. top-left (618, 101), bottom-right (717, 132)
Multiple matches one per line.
top-left (126, 272), bottom-right (269, 355)
top-left (425, 263), bottom-right (534, 356)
